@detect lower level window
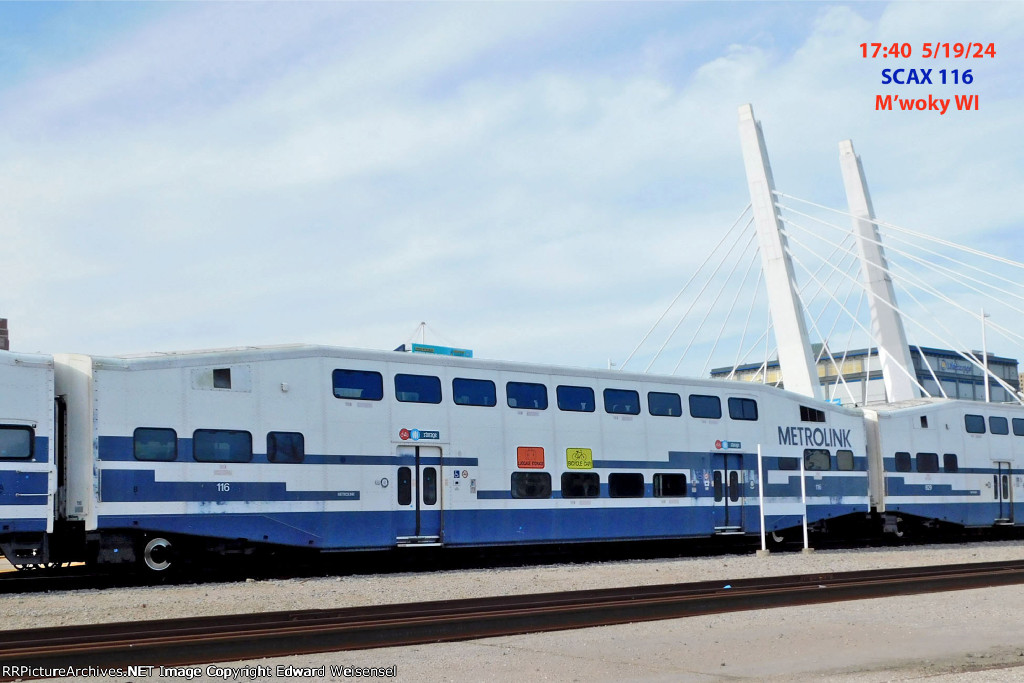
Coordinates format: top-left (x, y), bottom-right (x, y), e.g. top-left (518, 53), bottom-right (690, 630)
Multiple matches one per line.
top-left (133, 427), bottom-right (177, 462)
top-left (561, 472), bottom-right (600, 498)
top-left (511, 472), bottom-right (551, 499)
top-left (0, 425), bottom-right (33, 460)
top-left (608, 473), bottom-right (644, 498)
top-left (193, 429), bottom-right (253, 463)
top-left (267, 431), bottom-right (304, 463)
top-left (653, 473), bottom-right (687, 497)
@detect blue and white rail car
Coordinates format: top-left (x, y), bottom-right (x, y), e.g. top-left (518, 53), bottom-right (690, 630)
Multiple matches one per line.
top-left (54, 345), bottom-right (871, 569)
top-left (866, 399), bottom-right (1024, 531)
top-left (0, 351), bottom-right (56, 566)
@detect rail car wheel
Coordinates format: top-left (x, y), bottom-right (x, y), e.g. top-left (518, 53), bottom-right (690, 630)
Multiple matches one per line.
top-left (142, 537), bottom-right (173, 572)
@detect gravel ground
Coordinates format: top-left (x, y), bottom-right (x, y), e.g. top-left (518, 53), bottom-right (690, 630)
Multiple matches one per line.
top-left (4, 541), bottom-right (1024, 682)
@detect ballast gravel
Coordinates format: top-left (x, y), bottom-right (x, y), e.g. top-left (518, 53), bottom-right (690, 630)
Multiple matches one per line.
top-left (4, 541), bottom-right (1024, 682)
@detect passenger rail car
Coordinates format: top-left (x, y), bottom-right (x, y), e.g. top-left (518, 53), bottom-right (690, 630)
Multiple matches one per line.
top-left (866, 400), bottom-right (1024, 533)
top-left (0, 352), bottom-right (56, 565)
top-left (6, 345), bottom-right (870, 570)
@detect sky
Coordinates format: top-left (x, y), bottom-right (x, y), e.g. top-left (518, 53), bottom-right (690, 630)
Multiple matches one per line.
top-left (1, 1), bottom-right (1022, 378)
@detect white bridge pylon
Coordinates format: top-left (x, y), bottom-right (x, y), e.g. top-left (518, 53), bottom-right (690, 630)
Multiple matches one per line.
top-left (737, 104), bottom-right (822, 401)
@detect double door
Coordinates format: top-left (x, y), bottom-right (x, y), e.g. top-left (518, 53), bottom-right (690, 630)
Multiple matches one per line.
top-left (995, 461), bottom-right (1014, 524)
top-left (396, 445), bottom-right (442, 544)
top-left (712, 452), bottom-right (743, 531)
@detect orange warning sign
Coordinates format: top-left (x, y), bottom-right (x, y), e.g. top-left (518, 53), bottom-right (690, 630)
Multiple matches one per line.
top-left (517, 446), bottom-right (545, 469)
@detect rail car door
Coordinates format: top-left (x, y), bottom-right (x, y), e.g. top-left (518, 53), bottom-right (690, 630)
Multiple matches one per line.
top-left (712, 453), bottom-right (744, 533)
top-left (395, 445), bottom-right (443, 545)
top-left (994, 461), bottom-right (1013, 524)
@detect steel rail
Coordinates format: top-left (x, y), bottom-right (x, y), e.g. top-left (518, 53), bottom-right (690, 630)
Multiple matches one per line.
top-left (2, 560), bottom-right (1024, 680)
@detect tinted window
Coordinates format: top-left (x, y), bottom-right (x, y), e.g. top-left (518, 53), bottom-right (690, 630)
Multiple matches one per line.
top-left (778, 457), bottom-right (799, 471)
top-left (267, 431), bottom-right (304, 463)
top-left (800, 406), bottom-right (826, 422)
top-left (397, 466), bottom-right (412, 505)
top-left (689, 394), bottom-right (722, 419)
top-left (916, 452), bottom-right (939, 473)
top-left (557, 385), bottom-right (595, 412)
top-left (836, 449), bottom-right (855, 471)
top-left (804, 449), bottom-right (831, 471)
top-left (608, 473), bottom-right (645, 498)
top-left (965, 414), bottom-right (986, 434)
top-left (423, 467), bottom-right (437, 506)
top-left (511, 472), bottom-right (552, 499)
top-left (0, 425), bottom-right (34, 460)
top-left (990, 416), bottom-right (1009, 435)
top-left (453, 378), bottom-right (496, 407)
top-left (560, 472), bottom-right (599, 498)
top-left (648, 392), bottom-right (681, 417)
top-left (604, 388), bottom-right (640, 415)
top-left (332, 369), bottom-right (383, 401)
top-left (1013, 419), bottom-right (1024, 436)
top-left (133, 428), bottom-right (177, 462)
top-left (507, 382), bottom-right (548, 410)
top-left (728, 397), bottom-right (758, 421)
top-left (653, 473), bottom-right (687, 496)
top-left (193, 429), bottom-right (253, 463)
top-left (894, 452), bottom-right (912, 472)
top-left (943, 453), bottom-right (959, 473)
top-left (395, 374), bottom-right (442, 404)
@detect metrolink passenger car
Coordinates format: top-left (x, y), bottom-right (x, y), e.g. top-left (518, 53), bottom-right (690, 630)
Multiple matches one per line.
top-left (0, 343), bottom-right (1020, 571)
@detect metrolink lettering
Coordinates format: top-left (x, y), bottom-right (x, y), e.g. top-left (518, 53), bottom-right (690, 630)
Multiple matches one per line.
top-left (778, 426), bottom-right (852, 448)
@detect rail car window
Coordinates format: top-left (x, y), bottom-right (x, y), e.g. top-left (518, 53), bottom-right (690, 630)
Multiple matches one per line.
top-left (397, 467), bottom-right (412, 505)
top-left (332, 369), bottom-right (383, 401)
top-left (604, 388), bottom-right (640, 415)
top-left (267, 431), bottom-right (304, 463)
top-left (800, 406), bottom-right (826, 422)
top-left (943, 453), bottom-right (959, 473)
top-left (916, 452), bottom-right (939, 473)
top-left (1014, 419), bottom-right (1024, 436)
top-left (511, 472), bottom-right (551, 499)
top-left (507, 382), bottom-right (548, 410)
top-left (648, 392), bottom-right (682, 417)
top-left (728, 471), bottom-right (740, 502)
top-left (728, 397), bottom-right (758, 421)
top-left (836, 449), bottom-right (855, 471)
top-left (990, 416), bottom-right (1009, 435)
top-left (689, 394), bottom-right (722, 419)
top-left (557, 385), bottom-right (595, 412)
top-left (804, 449), bottom-right (831, 471)
top-left (653, 473), bottom-right (687, 497)
top-left (395, 374), bottom-right (442, 404)
top-left (964, 414), bottom-right (986, 434)
top-left (713, 471), bottom-right (723, 501)
top-left (422, 467), bottom-right (437, 506)
top-left (133, 428), bottom-right (177, 462)
top-left (0, 425), bottom-right (33, 460)
top-left (608, 473), bottom-right (645, 498)
top-left (193, 429), bottom-right (253, 463)
top-left (778, 457), bottom-right (799, 470)
top-left (453, 378), bottom-right (496, 407)
top-left (894, 452), bottom-right (912, 472)
top-left (560, 472), bottom-right (599, 498)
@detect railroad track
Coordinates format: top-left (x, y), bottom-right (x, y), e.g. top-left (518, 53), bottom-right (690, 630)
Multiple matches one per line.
top-left (2, 559), bottom-right (1023, 681)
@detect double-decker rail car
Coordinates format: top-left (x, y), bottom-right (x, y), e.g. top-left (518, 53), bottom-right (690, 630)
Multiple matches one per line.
top-left (0, 351), bottom-right (57, 565)
top-left (41, 344), bottom-right (869, 570)
top-left (866, 400), bottom-right (1023, 534)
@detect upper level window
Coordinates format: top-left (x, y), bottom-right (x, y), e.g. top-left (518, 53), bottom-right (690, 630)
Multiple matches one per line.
top-left (728, 397), bottom-right (758, 421)
top-left (332, 369), bottom-right (383, 401)
top-left (507, 382), bottom-right (548, 410)
top-left (453, 378), bottom-right (496, 407)
top-left (557, 385), bottom-right (595, 412)
top-left (648, 392), bottom-right (681, 417)
top-left (268, 431), bottom-right (305, 463)
top-left (804, 448), bottom-right (831, 471)
top-left (193, 429), bottom-right (253, 463)
top-left (604, 388), bottom-right (640, 415)
top-left (800, 406), bottom-right (826, 422)
top-left (689, 394), bottom-right (722, 419)
top-left (1013, 418), bottom-right (1024, 436)
top-left (0, 425), bottom-right (34, 460)
top-left (964, 414), bottom-right (986, 434)
top-left (990, 416), bottom-right (1009, 435)
top-left (395, 374), bottom-right (442, 404)
top-left (133, 427), bottom-right (177, 462)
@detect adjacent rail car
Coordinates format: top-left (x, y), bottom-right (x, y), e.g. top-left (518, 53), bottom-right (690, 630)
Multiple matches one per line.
top-left (866, 400), bottom-right (1023, 533)
top-left (0, 351), bottom-right (57, 565)
top-left (48, 345), bottom-right (869, 569)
